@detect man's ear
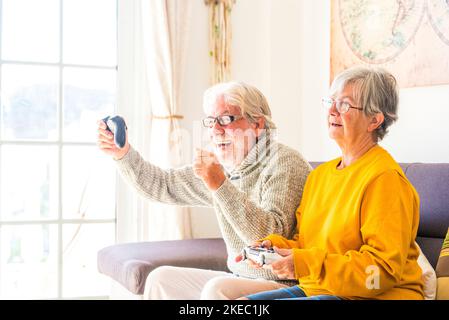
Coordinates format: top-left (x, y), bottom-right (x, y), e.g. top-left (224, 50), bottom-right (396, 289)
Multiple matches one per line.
top-left (368, 112), bottom-right (385, 133)
top-left (255, 117), bottom-right (265, 135)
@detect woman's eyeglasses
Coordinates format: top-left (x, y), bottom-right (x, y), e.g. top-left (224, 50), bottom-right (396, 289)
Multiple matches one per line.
top-left (321, 97), bottom-right (363, 114)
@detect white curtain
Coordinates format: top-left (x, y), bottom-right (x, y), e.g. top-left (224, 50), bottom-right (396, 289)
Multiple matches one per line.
top-left (142, 0), bottom-right (193, 240)
top-left (116, 0), bottom-right (192, 243)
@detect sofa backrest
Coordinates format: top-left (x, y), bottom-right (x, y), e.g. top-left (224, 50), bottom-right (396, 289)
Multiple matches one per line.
top-left (401, 163), bottom-right (449, 268)
top-left (310, 162), bottom-right (449, 268)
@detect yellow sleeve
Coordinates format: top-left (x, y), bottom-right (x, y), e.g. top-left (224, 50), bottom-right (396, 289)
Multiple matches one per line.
top-left (293, 170), bottom-right (419, 297)
top-left (262, 233), bottom-right (301, 249)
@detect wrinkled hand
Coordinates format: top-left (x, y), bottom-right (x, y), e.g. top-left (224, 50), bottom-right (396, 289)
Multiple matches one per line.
top-left (193, 149), bottom-right (226, 191)
top-left (268, 247), bottom-right (295, 280)
top-left (235, 240), bottom-right (272, 269)
top-left (97, 119), bottom-right (130, 160)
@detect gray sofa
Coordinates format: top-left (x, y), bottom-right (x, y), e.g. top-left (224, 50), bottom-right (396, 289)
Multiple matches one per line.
top-left (97, 162), bottom-right (449, 296)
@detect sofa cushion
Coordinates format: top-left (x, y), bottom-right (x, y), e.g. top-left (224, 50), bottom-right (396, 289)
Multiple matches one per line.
top-left (402, 163), bottom-right (449, 267)
top-left (97, 238), bottom-right (229, 295)
top-left (99, 162), bottom-right (449, 296)
top-left (416, 236), bottom-right (444, 269)
top-left (436, 228), bottom-right (449, 300)
top-left (403, 164), bottom-right (449, 239)
top-left (416, 243), bottom-right (437, 300)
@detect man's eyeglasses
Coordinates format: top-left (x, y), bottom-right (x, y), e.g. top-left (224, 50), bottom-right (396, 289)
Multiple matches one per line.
top-left (321, 97), bottom-right (363, 114)
top-left (202, 115), bottom-right (243, 128)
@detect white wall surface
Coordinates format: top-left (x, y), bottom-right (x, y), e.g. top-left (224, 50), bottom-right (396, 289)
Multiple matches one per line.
top-left (180, 0), bottom-right (218, 239)
top-left (180, 0), bottom-right (449, 238)
top-left (183, 0), bottom-right (305, 238)
top-left (382, 84), bottom-right (449, 163)
top-left (296, 1), bottom-right (449, 163)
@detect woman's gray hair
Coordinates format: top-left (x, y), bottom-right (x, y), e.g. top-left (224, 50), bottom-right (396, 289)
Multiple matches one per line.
top-left (203, 81), bottom-right (277, 130)
top-left (330, 66), bottom-right (399, 141)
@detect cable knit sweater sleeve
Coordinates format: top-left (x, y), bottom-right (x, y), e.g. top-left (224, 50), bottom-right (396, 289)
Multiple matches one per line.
top-left (113, 138), bottom-right (312, 280)
top-left (115, 145), bottom-right (212, 207)
top-left (213, 146), bottom-right (311, 244)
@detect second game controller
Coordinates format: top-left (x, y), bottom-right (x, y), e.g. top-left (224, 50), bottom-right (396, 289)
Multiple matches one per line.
top-left (241, 246), bottom-right (282, 266)
top-left (103, 115), bottom-right (127, 148)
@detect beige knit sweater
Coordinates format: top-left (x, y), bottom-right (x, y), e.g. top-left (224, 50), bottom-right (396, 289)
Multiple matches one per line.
top-left (115, 134), bottom-right (312, 281)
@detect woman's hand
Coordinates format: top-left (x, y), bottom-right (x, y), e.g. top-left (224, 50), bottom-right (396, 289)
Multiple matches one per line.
top-left (235, 240), bottom-right (272, 269)
top-left (268, 247), bottom-right (295, 280)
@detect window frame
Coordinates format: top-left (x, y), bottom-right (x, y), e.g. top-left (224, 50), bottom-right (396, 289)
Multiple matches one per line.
top-left (0, 0), bottom-right (117, 299)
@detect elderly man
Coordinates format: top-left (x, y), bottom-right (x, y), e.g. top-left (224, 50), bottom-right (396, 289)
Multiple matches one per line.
top-left (97, 81), bottom-right (311, 299)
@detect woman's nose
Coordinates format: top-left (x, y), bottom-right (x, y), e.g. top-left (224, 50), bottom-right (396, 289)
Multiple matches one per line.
top-left (329, 101), bottom-right (339, 116)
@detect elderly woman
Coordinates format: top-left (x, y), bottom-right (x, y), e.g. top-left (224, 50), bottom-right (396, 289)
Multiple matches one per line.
top-left (97, 81), bottom-right (311, 299)
top-left (239, 66), bottom-right (424, 300)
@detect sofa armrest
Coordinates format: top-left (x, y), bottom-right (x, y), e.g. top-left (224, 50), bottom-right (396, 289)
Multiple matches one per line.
top-left (97, 238), bottom-right (229, 295)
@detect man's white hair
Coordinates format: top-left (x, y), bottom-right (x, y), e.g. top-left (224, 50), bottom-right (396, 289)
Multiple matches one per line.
top-left (203, 81), bottom-right (276, 130)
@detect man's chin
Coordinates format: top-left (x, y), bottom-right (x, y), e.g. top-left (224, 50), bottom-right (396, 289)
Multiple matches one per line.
top-left (213, 148), bottom-right (228, 160)
top-left (214, 153), bottom-right (235, 170)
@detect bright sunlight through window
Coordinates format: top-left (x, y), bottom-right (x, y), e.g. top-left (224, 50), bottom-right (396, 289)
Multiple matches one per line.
top-left (0, 0), bottom-right (117, 299)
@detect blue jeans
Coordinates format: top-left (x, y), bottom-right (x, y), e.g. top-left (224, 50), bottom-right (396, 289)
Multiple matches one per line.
top-left (246, 285), bottom-right (342, 300)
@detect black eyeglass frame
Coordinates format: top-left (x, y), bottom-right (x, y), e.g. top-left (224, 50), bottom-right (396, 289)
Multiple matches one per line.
top-left (202, 115), bottom-right (244, 128)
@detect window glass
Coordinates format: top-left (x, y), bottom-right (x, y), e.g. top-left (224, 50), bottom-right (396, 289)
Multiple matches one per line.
top-left (62, 146), bottom-right (115, 219)
top-left (63, 67), bottom-right (116, 142)
top-left (63, 0), bottom-right (117, 66)
top-left (0, 145), bottom-right (58, 221)
top-left (1, 65), bottom-right (59, 141)
top-left (0, 224), bottom-right (58, 299)
top-left (62, 223), bottom-right (115, 297)
top-left (1, 0), bottom-right (59, 62)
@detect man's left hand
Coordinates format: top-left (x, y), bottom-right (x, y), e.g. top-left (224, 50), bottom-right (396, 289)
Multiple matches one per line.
top-left (193, 149), bottom-right (226, 191)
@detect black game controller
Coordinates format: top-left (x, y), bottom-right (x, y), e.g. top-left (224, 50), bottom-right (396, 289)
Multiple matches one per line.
top-left (103, 115), bottom-right (127, 148)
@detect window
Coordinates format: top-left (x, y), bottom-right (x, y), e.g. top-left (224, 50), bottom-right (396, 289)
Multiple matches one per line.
top-left (0, 0), bottom-right (117, 299)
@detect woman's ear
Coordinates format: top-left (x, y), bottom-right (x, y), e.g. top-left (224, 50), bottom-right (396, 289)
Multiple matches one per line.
top-left (368, 112), bottom-right (385, 133)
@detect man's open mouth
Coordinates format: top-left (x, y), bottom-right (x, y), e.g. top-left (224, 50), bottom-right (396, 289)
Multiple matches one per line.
top-left (215, 141), bottom-right (232, 148)
top-left (331, 123), bottom-right (342, 127)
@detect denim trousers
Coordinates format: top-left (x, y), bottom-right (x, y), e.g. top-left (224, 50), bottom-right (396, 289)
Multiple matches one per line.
top-left (246, 285), bottom-right (342, 300)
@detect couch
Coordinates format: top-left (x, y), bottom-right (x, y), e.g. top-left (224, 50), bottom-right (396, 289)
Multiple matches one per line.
top-left (97, 162), bottom-right (449, 297)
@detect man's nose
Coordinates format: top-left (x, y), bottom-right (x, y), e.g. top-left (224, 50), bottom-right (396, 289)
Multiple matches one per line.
top-left (212, 120), bottom-right (225, 132)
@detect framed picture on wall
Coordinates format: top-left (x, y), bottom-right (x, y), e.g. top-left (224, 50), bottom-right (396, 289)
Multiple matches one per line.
top-left (330, 0), bottom-right (449, 88)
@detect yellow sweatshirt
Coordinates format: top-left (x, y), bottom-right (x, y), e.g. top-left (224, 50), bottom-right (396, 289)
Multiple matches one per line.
top-left (265, 145), bottom-right (424, 299)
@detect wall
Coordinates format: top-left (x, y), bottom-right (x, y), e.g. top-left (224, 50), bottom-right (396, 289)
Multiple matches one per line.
top-left (180, 0), bottom-right (217, 238)
top-left (182, 0), bottom-right (304, 153)
top-left (182, 0), bottom-right (449, 238)
top-left (182, 0), bottom-right (304, 238)
top-left (232, 0), bottom-right (304, 151)
top-left (297, 0), bottom-right (337, 161)
top-left (297, 1), bottom-right (449, 163)
top-left (382, 84), bottom-right (449, 163)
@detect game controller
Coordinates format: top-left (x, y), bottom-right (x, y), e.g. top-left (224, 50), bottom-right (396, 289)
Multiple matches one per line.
top-left (241, 246), bottom-right (282, 266)
top-left (103, 115), bottom-right (127, 148)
